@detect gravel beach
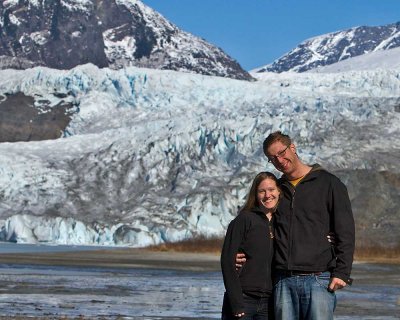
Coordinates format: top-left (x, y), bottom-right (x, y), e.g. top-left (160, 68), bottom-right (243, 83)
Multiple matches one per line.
top-left (1, 248), bottom-right (399, 320)
top-left (0, 248), bottom-right (222, 319)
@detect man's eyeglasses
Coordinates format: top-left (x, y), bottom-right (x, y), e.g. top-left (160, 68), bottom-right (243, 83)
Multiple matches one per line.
top-left (267, 146), bottom-right (289, 163)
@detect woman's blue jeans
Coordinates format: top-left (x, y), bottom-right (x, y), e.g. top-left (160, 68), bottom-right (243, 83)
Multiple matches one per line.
top-left (274, 271), bottom-right (336, 320)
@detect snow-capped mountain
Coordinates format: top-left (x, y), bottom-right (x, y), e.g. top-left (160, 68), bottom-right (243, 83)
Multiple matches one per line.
top-left (0, 0), bottom-right (251, 80)
top-left (308, 46), bottom-right (400, 73)
top-left (255, 22), bottom-right (400, 73)
top-left (0, 59), bottom-right (399, 249)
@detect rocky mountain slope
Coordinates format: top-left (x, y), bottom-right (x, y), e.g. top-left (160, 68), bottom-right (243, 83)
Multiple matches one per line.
top-left (255, 22), bottom-right (400, 73)
top-left (0, 0), bottom-right (251, 80)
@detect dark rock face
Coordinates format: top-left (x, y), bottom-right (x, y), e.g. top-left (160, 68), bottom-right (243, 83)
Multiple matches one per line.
top-left (0, 92), bottom-right (75, 142)
top-left (0, 0), bottom-right (252, 80)
top-left (337, 170), bottom-right (400, 249)
top-left (0, 0), bottom-right (108, 70)
top-left (259, 22), bottom-right (400, 73)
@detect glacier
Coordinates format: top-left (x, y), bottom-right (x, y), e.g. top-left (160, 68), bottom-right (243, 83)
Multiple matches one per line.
top-left (0, 62), bottom-right (399, 247)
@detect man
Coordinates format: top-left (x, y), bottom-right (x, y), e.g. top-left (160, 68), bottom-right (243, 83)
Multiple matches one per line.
top-left (238, 131), bottom-right (355, 319)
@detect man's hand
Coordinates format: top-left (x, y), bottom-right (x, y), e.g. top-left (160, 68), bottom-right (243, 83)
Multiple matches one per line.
top-left (328, 277), bottom-right (346, 292)
top-left (235, 252), bottom-right (247, 269)
top-left (327, 232), bottom-right (336, 244)
top-left (234, 312), bottom-right (245, 318)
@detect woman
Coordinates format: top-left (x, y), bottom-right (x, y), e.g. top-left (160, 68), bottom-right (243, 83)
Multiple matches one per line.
top-left (221, 172), bottom-right (280, 319)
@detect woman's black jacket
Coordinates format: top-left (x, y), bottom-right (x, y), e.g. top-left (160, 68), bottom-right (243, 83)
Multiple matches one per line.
top-left (220, 207), bottom-right (274, 315)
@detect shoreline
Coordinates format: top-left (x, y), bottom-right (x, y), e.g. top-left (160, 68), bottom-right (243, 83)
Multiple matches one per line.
top-left (0, 248), bottom-right (221, 271)
top-left (1, 247), bottom-right (399, 272)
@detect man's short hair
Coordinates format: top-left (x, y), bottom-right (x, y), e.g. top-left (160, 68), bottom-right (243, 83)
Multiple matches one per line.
top-left (263, 131), bottom-right (292, 156)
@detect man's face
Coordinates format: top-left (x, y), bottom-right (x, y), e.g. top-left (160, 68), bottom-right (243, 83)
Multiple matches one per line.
top-left (266, 141), bottom-right (297, 175)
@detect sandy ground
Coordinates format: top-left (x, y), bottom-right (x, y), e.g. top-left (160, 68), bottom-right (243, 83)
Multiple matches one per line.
top-left (0, 248), bottom-right (221, 272)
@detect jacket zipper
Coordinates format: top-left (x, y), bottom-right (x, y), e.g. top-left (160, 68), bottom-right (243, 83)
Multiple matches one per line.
top-left (265, 218), bottom-right (272, 291)
top-left (283, 169), bottom-right (317, 270)
top-left (288, 186), bottom-right (295, 270)
top-left (280, 180), bottom-right (297, 270)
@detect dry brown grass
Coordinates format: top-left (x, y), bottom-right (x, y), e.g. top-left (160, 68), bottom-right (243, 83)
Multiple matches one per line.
top-left (354, 245), bottom-right (400, 264)
top-left (146, 235), bottom-right (224, 254)
top-left (146, 237), bottom-right (400, 264)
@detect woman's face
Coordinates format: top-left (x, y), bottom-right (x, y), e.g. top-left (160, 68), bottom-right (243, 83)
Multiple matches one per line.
top-left (256, 178), bottom-right (280, 211)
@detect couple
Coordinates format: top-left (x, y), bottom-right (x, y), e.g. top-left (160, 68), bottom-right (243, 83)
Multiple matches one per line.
top-left (221, 131), bottom-right (355, 320)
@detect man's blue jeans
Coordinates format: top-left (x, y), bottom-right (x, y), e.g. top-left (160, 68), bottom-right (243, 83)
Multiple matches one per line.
top-left (274, 271), bottom-right (336, 320)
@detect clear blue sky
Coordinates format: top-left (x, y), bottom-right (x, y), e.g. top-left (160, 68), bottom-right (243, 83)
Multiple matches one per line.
top-left (142, 0), bottom-right (400, 71)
